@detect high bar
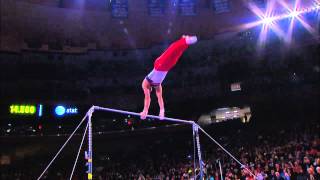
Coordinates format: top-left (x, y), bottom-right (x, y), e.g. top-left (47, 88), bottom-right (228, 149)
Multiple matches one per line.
top-left (93, 106), bottom-right (194, 124)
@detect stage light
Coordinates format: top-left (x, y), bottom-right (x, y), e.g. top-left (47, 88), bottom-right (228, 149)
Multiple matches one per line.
top-left (262, 17), bottom-right (275, 25)
top-left (243, 0), bottom-right (319, 48)
top-left (289, 11), bottom-right (300, 18)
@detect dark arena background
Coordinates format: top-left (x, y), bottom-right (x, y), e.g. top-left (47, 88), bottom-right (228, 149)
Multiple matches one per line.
top-left (0, 0), bottom-right (320, 180)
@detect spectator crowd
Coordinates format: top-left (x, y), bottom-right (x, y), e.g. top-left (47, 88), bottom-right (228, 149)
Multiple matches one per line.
top-left (1, 121), bottom-right (319, 180)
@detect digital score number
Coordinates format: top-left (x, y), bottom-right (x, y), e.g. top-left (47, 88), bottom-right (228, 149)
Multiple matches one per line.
top-left (10, 105), bottom-right (36, 115)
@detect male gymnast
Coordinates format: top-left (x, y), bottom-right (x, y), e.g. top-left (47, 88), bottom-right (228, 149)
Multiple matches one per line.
top-left (140, 35), bottom-right (198, 120)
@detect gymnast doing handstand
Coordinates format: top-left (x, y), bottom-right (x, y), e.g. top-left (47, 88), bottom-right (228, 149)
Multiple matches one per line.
top-left (140, 35), bottom-right (198, 120)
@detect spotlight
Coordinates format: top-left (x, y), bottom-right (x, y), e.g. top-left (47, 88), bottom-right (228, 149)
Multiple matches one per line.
top-left (289, 11), bottom-right (300, 18)
top-left (262, 17), bottom-right (275, 25)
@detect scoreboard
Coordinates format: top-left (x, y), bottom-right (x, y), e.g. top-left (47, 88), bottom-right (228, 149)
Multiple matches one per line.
top-left (7, 103), bottom-right (79, 118)
top-left (10, 104), bottom-right (37, 115)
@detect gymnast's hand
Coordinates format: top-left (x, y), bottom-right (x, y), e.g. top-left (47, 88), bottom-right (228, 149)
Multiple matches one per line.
top-left (140, 110), bottom-right (148, 120)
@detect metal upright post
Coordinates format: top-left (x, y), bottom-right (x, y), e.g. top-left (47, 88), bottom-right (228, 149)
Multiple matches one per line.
top-left (193, 123), bottom-right (204, 179)
top-left (85, 107), bottom-right (94, 180)
top-left (218, 159), bottom-right (223, 180)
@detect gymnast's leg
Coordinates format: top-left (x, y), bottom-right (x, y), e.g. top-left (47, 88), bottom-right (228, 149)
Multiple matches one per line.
top-left (155, 85), bottom-right (165, 120)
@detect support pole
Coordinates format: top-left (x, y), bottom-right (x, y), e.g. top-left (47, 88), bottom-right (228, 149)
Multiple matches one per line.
top-left (193, 123), bottom-right (204, 179)
top-left (37, 113), bottom-right (88, 180)
top-left (85, 107), bottom-right (94, 180)
top-left (69, 121), bottom-right (89, 180)
top-left (218, 159), bottom-right (223, 180)
top-left (197, 125), bottom-right (256, 178)
top-left (193, 129), bottom-right (196, 177)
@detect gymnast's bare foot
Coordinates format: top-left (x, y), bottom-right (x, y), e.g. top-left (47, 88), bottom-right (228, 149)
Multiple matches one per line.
top-left (159, 109), bottom-right (165, 120)
top-left (182, 35), bottom-right (198, 45)
top-left (140, 110), bottom-right (148, 120)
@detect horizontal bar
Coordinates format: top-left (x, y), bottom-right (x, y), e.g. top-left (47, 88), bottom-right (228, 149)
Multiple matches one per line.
top-left (93, 106), bottom-right (194, 124)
